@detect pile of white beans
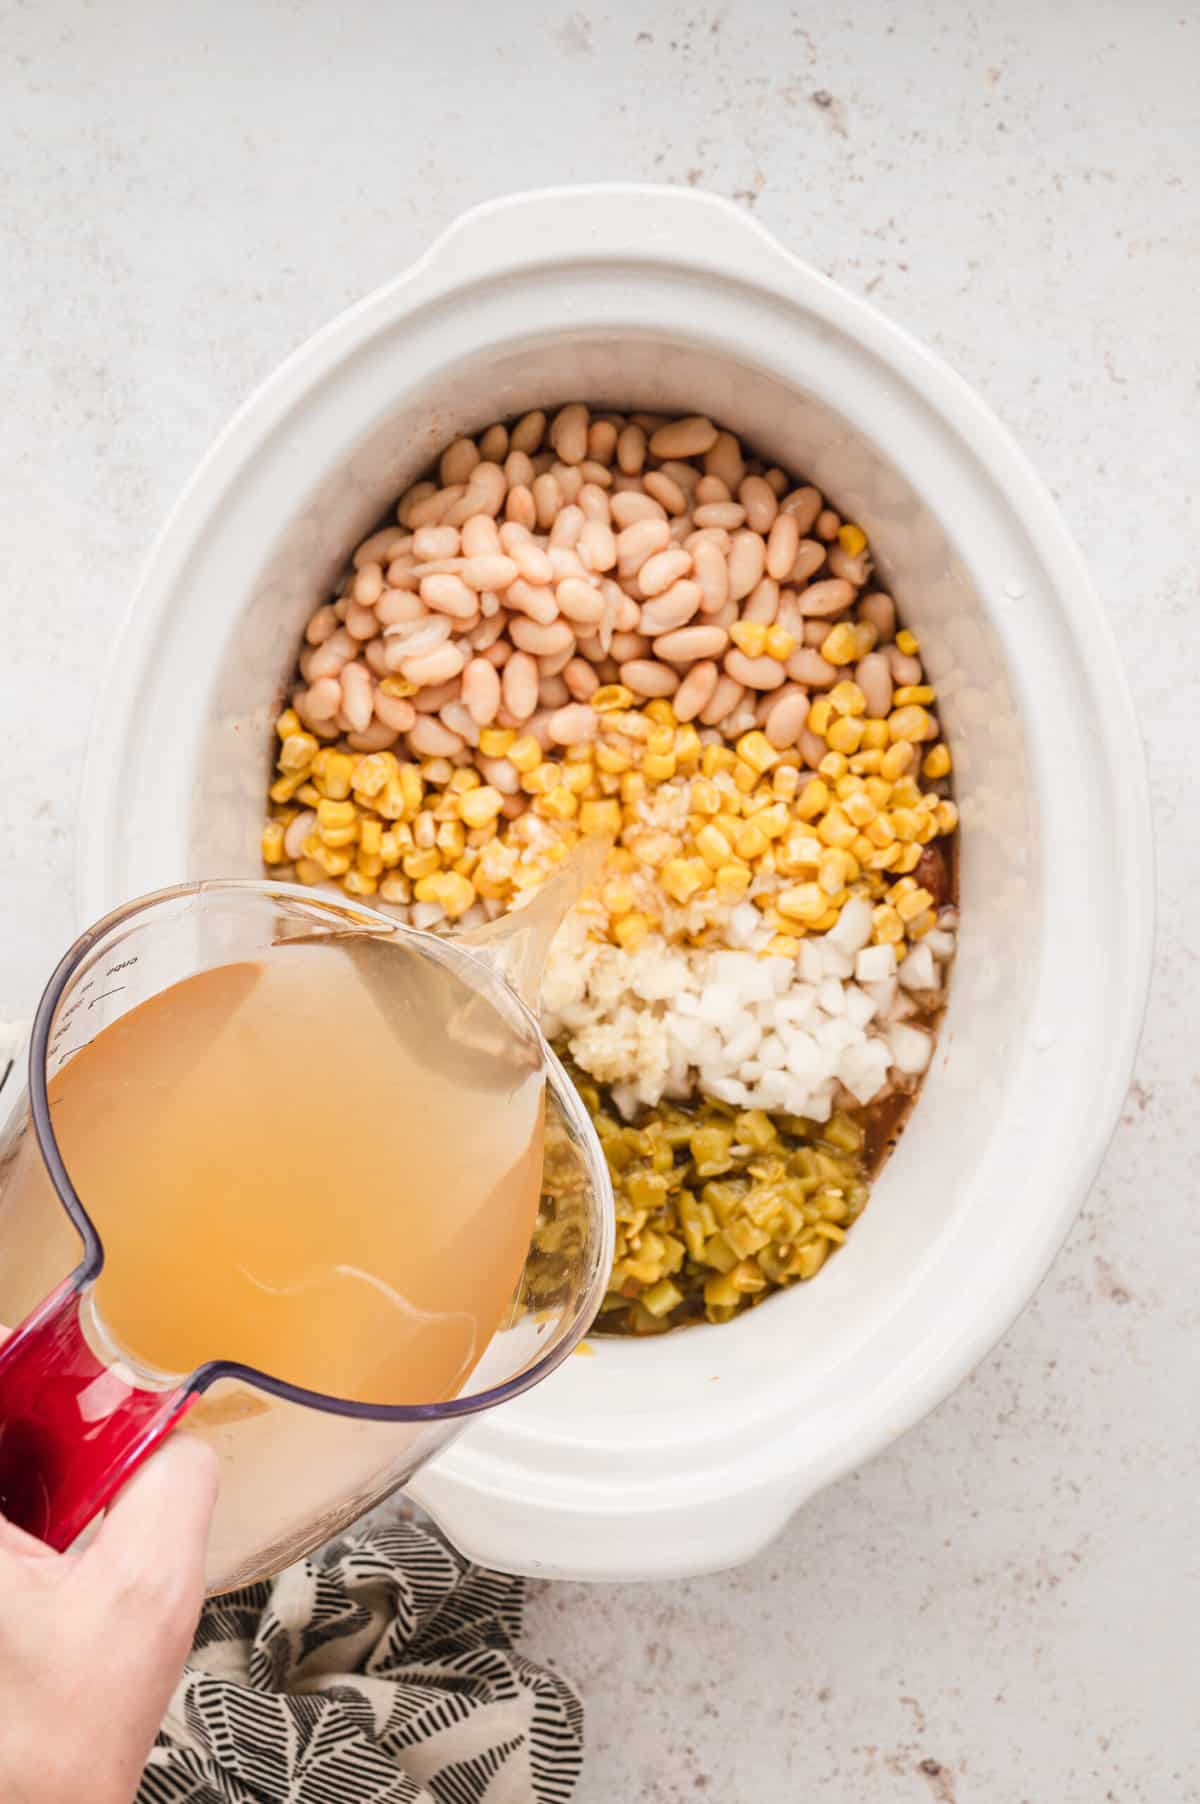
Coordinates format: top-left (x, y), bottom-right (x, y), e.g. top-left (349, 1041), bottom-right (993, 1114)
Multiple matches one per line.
top-left (289, 405), bottom-right (922, 787)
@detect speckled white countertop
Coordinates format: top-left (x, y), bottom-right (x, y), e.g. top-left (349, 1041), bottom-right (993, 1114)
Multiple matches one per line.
top-left (2, 3), bottom-right (1196, 1799)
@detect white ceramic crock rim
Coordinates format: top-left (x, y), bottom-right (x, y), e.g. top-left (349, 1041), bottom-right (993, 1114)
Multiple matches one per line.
top-left (75, 184), bottom-right (1153, 1573)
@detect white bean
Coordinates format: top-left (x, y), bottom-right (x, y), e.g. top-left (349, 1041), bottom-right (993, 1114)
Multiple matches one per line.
top-left (616, 517), bottom-right (671, 578)
top-left (611, 490), bottom-right (666, 528)
top-left (638, 580), bottom-right (703, 636)
top-left (304, 676), bottom-right (342, 721)
top-left (507, 578), bottom-right (560, 625)
top-left (501, 650), bottom-right (539, 720)
top-left (798, 577), bottom-right (855, 618)
top-left (461, 554), bottom-right (518, 592)
top-left (548, 703), bottom-right (599, 746)
top-left (420, 573), bottom-right (478, 619)
top-left (728, 529), bottom-right (766, 603)
top-left (654, 624), bottom-right (729, 662)
top-left (440, 437), bottom-right (479, 487)
top-left (563, 658), bottom-right (599, 701)
top-left (724, 648), bottom-right (786, 690)
top-left (637, 546), bottom-right (692, 598)
top-left (779, 486), bottom-right (822, 534)
top-left (578, 519), bottom-right (617, 572)
top-left (673, 660), bottom-right (720, 722)
top-left (643, 469), bottom-right (688, 515)
top-left (786, 647), bottom-right (837, 689)
top-left (856, 651), bottom-right (894, 718)
top-left (739, 475), bottom-right (778, 534)
top-left (408, 716), bottom-right (464, 757)
top-left (304, 604), bottom-right (339, 646)
top-left (742, 577), bottom-right (780, 625)
top-left (860, 591), bottom-right (897, 641)
top-left (509, 617), bottom-right (575, 657)
top-left (765, 512), bottom-right (800, 582)
top-left (764, 689), bottom-right (809, 749)
top-left (413, 525), bottom-right (460, 562)
top-left (648, 415), bottom-right (718, 459)
top-left (339, 660), bottom-right (374, 732)
top-left (693, 501), bottom-right (746, 530)
top-left (505, 483), bottom-right (536, 528)
top-left (510, 410), bottom-right (546, 454)
top-left (620, 659), bottom-right (680, 698)
top-left (550, 403), bottom-right (589, 466)
top-left (401, 642), bottom-right (466, 688)
top-left (307, 628), bottom-right (356, 679)
top-left (556, 577), bottom-right (606, 625)
top-left (462, 656), bottom-right (502, 725)
top-left (284, 810), bottom-right (317, 860)
top-left (699, 674), bottom-right (745, 726)
top-left (375, 690), bottom-right (417, 732)
top-left (704, 430), bottom-right (745, 492)
top-left (461, 514), bottom-right (501, 558)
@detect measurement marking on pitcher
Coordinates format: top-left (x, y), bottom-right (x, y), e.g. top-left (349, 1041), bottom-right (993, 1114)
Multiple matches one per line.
top-left (86, 988), bottom-right (127, 1011)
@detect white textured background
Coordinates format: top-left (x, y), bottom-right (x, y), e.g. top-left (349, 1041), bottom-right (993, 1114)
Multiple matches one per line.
top-left (1, 3), bottom-right (1196, 1799)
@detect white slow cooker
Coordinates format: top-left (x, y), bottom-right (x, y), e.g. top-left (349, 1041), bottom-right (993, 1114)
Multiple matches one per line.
top-left (77, 185), bottom-right (1151, 1581)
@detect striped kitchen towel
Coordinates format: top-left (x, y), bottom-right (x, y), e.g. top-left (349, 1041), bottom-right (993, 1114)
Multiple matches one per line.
top-left (138, 1521), bottom-right (582, 1804)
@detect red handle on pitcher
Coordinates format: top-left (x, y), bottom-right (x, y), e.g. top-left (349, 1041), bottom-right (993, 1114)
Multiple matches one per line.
top-left (0, 1280), bottom-right (194, 1549)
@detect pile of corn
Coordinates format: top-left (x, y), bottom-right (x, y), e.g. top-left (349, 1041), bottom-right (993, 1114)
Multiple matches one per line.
top-left (263, 677), bottom-right (955, 960)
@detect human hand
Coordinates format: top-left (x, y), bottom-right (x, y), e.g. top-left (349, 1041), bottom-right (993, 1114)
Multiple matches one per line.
top-left (0, 1432), bottom-right (218, 1804)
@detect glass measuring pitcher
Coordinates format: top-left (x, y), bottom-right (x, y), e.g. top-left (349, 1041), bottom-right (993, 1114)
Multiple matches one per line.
top-left (0, 879), bottom-right (613, 1592)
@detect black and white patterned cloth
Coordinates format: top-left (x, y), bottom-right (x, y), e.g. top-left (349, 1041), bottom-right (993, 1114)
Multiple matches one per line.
top-left (138, 1522), bottom-right (583, 1804)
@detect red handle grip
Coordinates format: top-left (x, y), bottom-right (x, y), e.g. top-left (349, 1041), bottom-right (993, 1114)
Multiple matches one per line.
top-left (0, 1280), bottom-right (193, 1549)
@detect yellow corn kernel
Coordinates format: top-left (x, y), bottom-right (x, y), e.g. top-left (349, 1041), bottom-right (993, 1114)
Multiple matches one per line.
top-left (561, 763), bottom-right (594, 795)
top-left (436, 819), bottom-right (466, 860)
top-left (735, 730), bottom-right (779, 774)
top-left (860, 719), bottom-right (889, 751)
top-left (818, 751), bottom-right (848, 780)
top-left (772, 764), bottom-right (800, 803)
top-left (807, 697), bottom-right (834, 738)
top-left (261, 820), bottom-right (286, 864)
top-left (732, 761), bottom-right (758, 796)
top-left (872, 903), bottom-right (904, 945)
top-left (294, 857), bottom-right (325, 885)
top-left (379, 675), bottom-right (417, 700)
top-left (895, 628), bottom-right (920, 655)
top-left (820, 623), bottom-right (859, 667)
top-left (309, 842), bottom-right (352, 876)
top-left (751, 801), bottom-right (790, 840)
top-left (880, 741), bottom-right (914, 782)
top-left (714, 862), bottom-right (752, 903)
top-left (818, 849), bottom-right (852, 895)
top-left (895, 884), bottom-right (935, 923)
top-left (278, 731), bottom-right (318, 773)
top-left (390, 764), bottom-right (419, 818)
top-left (890, 807), bottom-right (921, 843)
top-left (521, 764), bottom-right (557, 797)
top-left (642, 751), bottom-right (677, 783)
top-left (342, 866), bottom-right (378, 897)
top-left (378, 870), bottom-right (411, 903)
top-left (892, 685), bottom-right (934, 709)
top-left (644, 724), bottom-right (673, 758)
top-left (478, 726), bottom-right (515, 758)
top-left (888, 704), bottom-right (932, 742)
top-left (935, 799), bottom-right (959, 834)
top-left (764, 624), bottom-right (796, 660)
top-left (848, 750), bottom-right (884, 775)
top-left (660, 858), bottom-right (708, 903)
top-left (730, 620), bottom-right (768, 658)
top-left (309, 748), bottom-right (353, 798)
top-left (580, 798), bottom-right (622, 837)
top-left (816, 806), bottom-right (857, 850)
top-left (767, 933), bottom-right (802, 958)
top-left (923, 743), bottom-right (952, 780)
top-left (842, 790), bottom-right (877, 829)
top-left (275, 707), bottom-right (303, 740)
top-left (593, 684), bottom-right (635, 713)
top-left (853, 622), bottom-right (878, 656)
top-left (620, 771), bottom-right (647, 805)
top-left (892, 842), bottom-right (923, 873)
top-left (447, 766), bottom-right (482, 794)
top-left (595, 741), bottom-right (631, 776)
top-left (866, 842), bottom-right (903, 872)
top-left (828, 680), bottom-right (867, 718)
top-left (349, 753), bottom-right (393, 800)
top-left (701, 743), bottom-right (737, 777)
top-left (403, 847), bottom-right (440, 880)
top-left (536, 787), bottom-right (579, 821)
top-left (891, 776), bottom-right (922, 810)
top-left (356, 818), bottom-right (382, 858)
top-left (420, 757), bottom-right (454, 786)
top-left (866, 813), bottom-right (897, 848)
top-left (613, 911), bottom-right (651, 949)
top-left (777, 883), bottom-right (827, 924)
top-left (864, 776), bottom-right (893, 809)
top-left (379, 831), bottom-right (402, 868)
top-left (441, 872), bottom-right (478, 919)
top-left (694, 822), bottom-right (733, 867)
top-left (673, 722), bottom-right (703, 764)
top-left (500, 738), bottom-right (539, 779)
top-left (316, 797), bottom-right (357, 831)
top-left (837, 522), bottom-right (867, 557)
top-left (793, 777), bottom-right (829, 822)
top-left (733, 820), bottom-right (769, 860)
top-left (826, 716), bottom-right (865, 755)
top-left (691, 776), bottom-right (722, 815)
top-left (641, 699), bottom-right (674, 729)
top-left (599, 884), bottom-right (634, 924)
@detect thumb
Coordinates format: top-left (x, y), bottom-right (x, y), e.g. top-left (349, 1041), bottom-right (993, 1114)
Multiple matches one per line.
top-left (88, 1433), bottom-right (219, 1612)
